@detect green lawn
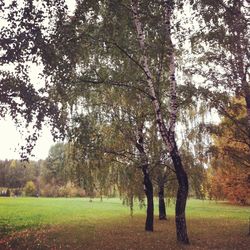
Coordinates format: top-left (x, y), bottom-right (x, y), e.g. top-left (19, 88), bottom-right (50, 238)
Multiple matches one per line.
top-left (0, 197), bottom-right (132, 234)
top-left (0, 197), bottom-right (249, 249)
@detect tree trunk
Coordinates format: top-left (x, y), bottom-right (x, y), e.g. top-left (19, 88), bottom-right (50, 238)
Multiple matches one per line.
top-left (171, 148), bottom-right (189, 244)
top-left (244, 94), bottom-right (250, 132)
top-left (158, 184), bottom-right (167, 220)
top-left (143, 170), bottom-right (154, 231)
top-left (129, 193), bottom-right (134, 217)
top-left (135, 121), bottom-right (154, 231)
top-left (131, 0), bottom-right (189, 242)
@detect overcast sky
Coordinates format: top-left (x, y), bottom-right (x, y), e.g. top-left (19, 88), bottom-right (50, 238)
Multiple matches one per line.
top-left (0, 117), bottom-right (54, 160)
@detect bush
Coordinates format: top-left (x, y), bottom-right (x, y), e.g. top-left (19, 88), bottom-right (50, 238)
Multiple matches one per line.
top-left (40, 183), bottom-right (60, 197)
top-left (40, 182), bottom-right (85, 197)
top-left (24, 181), bottom-right (36, 197)
top-left (75, 188), bottom-right (86, 197)
top-left (58, 182), bottom-right (85, 197)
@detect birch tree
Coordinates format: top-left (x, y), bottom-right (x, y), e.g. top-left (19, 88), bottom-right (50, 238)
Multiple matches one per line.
top-left (62, 0), bottom-right (190, 243)
top-left (130, 0), bottom-right (189, 243)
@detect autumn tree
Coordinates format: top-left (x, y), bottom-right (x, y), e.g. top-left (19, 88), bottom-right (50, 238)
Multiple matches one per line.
top-left (208, 98), bottom-right (250, 205)
top-left (24, 180), bottom-right (36, 196)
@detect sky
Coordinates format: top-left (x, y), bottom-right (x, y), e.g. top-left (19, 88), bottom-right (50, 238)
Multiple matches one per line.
top-left (0, 117), bottom-right (54, 160)
top-left (0, 63), bottom-right (56, 160)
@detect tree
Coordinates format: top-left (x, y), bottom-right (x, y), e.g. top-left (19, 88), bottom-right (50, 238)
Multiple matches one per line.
top-left (208, 98), bottom-right (250, 205)
top-left (43, 143), bottom-right (69, 185)
top-left (146, 123), bottom-right (172, 221)
top-left (191, 0), bottom-right (250, 132)
top-left (44, 0), bottom-right (190, 242)
top-left (76, 0), bottom-right (190, 241)
top-left (0, 0), bottom-right (68, 159)
top-left (0, 159), bottom-right (39, 189)
top-left (67, 87), bottom-right (156, 230)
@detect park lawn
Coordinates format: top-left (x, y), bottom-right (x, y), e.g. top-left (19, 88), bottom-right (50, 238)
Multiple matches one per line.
top-left (0, 198), bottom-right (249, 249)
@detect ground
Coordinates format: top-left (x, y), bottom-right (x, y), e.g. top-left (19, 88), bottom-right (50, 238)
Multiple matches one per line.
top-left (0, 198), bottom-right (249, 249)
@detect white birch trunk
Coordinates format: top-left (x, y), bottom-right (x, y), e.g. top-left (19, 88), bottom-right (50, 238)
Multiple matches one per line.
top-left (131, 0), bottom-right (189, 244)
top-left (131, 0), bottom-right (173, 153)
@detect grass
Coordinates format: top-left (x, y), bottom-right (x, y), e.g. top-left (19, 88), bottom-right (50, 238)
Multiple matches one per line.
top-left (0, 197), bottom-right (249, 249)
top-left (0, 197), bottom-right (131, 234)
top-left (186, 199), bottom-right (250, 220)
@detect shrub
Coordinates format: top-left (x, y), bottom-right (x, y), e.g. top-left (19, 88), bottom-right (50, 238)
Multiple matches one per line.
top-left (40, 182), bottom-right (86, 197)
top-left (24, 181), bottom-right (36, 197)
top-left (58, 182), bottom-right (85, 197)
top-left (75, 188), bottom-right (86, 197)
top-left (40, 183), bottom-right (60, 197)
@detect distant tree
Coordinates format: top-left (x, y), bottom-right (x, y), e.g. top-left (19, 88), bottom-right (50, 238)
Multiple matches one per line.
top-left (5, 188), bottom-right (10, 197)
top-left (0, 159), bottom-right (40, 188)
top-left (42, 143), bottom-right (68, 185)
top-left (0, 160), bottom-right (8, 187)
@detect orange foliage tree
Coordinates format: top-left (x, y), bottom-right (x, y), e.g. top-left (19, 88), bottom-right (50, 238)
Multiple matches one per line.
top-left (208, 98), bottom-right (250, 205)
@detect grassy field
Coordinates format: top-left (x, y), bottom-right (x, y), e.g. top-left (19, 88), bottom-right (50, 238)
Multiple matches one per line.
top-left (0, 197), bottom-right (249, 249)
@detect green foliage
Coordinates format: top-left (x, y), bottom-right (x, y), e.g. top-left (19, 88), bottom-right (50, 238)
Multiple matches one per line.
top-left (190, 0), bottom-right (250, 122)
top-left (0, 160), bottom-right (40, 189)
top-left (42, 143), bottom-right (69, 185)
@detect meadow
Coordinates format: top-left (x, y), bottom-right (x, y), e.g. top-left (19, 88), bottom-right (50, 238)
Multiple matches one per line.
top-left (0, 197), bottom-right (249, 249)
